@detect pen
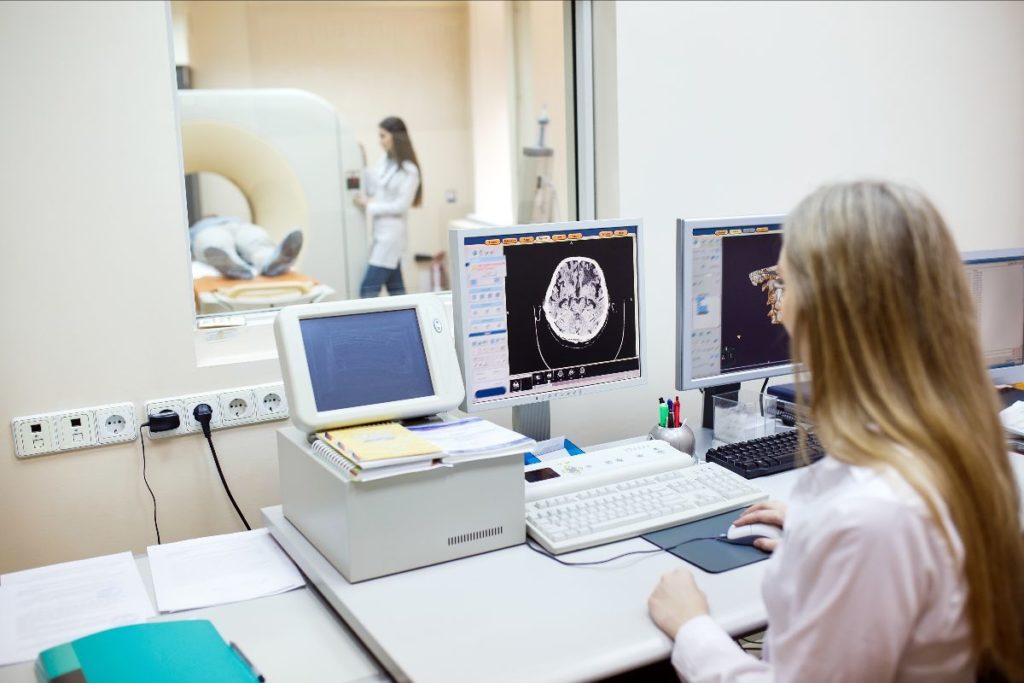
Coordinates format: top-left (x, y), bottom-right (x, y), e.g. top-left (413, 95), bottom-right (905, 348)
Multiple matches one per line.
top-left (659, 398), bottom-right (668, 428)
top-left (667, 399), bottom-right (675, 428)
top-left (674, 395), bottom-right (681, 427)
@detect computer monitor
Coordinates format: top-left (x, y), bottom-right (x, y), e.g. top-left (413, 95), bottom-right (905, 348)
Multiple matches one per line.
top-left (449, 219), bottom-right (646, 412)
top-left (275, 294), bottom-right (465, 433)
top-left (676, 215), bottom-right (793, 392)
top-left (962, 248), bottom-right (1024, 385)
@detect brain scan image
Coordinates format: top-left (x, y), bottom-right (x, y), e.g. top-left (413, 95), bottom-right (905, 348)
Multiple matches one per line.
top-left (542, 257), bottom-right (610, 345)
top-left (749, 265), bottom-right (784, 325)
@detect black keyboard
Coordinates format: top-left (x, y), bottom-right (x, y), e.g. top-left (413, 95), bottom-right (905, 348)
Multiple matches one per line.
top-left (704, 430), bottom-right (825, 479)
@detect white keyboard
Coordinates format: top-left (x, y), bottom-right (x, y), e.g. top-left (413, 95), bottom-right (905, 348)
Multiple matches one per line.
top-left (525, 441), bottom-right (768, 554)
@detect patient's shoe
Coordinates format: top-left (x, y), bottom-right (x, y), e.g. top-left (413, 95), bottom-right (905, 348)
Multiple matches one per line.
top-left (203, 246), bottom-right (254, 279)
top-left (261, 229), bottom-right (304, 277)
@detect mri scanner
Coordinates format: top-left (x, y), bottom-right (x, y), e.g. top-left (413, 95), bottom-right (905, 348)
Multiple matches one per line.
top-left (179, 89), bottom-right (367, 313)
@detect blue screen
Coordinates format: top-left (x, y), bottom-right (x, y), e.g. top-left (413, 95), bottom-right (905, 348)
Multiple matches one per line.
top-left (300, 309), bottom-right (434, 412)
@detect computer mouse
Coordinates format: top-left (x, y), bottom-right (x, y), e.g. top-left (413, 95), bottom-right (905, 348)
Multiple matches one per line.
top-left (723, 523), bottom-right (783, 546)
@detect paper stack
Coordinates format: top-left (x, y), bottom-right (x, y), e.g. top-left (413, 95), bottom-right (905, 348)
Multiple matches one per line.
top-left (312, 422), bottom-right (446, 481)
top-left (311, 418), bottom-right (535, 481)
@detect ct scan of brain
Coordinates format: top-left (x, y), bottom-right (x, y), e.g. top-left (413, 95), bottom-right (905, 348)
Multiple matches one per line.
top-left (542, 257), bottom-right (609, 344)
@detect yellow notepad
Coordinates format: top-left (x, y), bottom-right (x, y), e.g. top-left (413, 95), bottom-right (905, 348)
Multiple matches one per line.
top-left (317, 423), bottom-right (442, 467)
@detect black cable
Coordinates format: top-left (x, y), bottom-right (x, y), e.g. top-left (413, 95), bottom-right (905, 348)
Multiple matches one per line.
top-left (526, 536), bottom-right (724, 566)
top-left (203, 432), bottom-right (252, 531)
top-left (758, 377), bottom-right (770, 416)
top-left (138, 423), bottom-right (161, 545)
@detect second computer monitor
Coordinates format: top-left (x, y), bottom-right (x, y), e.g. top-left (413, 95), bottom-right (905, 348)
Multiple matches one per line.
top-left (676, 215), bottom-right (793, 391)
top-left (962, 247), bottom-right (1024, 384)
top-left (450, 219), bottom-right (646, 411)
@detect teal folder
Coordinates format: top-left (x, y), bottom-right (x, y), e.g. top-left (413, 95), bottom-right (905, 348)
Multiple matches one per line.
top-left (35, 620), bottom-right (263, 683)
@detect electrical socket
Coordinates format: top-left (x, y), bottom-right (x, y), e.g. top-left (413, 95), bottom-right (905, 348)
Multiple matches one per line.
top-left (56, 411), bottom-right (96, 450)
top-left (143, 399), bottom-right (187, 439)
top-left (144, 383), bottom-right (288, 439)
top-left (182, 392), bottom-right (223, 434)
top-left (94, 402), bottom-right (138, 444)
top-left (219, 388), bottom-right (257, 425)
top-left (254, 383), bottom-right (288, 421)
top-left (12, 415), bottom-right (58, 457)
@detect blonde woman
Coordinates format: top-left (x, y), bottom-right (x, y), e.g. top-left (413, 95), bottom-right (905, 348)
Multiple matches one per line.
top-left (649, 181), bottom-right (1024, 682)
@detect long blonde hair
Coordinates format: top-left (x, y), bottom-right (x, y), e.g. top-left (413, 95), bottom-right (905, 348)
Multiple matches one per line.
top-left (783, 180), bottom-right (1024, 679)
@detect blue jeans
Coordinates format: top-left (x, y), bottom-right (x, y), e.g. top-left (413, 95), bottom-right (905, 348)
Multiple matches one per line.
top-left (360, 265), bottom-right (406, 297)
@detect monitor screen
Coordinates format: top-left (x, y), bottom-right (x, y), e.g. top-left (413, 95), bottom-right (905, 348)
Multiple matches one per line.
top-left (677, 216), bottom-right (793, 390)
top-left (299, 308), bottom-right (435, 412)
top-left (454, 222), bottom-right (643, 409)
top-left (963, 250), bottom-right (1024, 377)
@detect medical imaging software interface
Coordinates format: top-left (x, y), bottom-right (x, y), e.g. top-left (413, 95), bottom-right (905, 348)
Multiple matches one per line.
top-left (690, 223), bottom-right (789, 380)
top-left (964, 255), bottom-right (1024, 370)
top-left (460, 226), bottom-right (641, 406)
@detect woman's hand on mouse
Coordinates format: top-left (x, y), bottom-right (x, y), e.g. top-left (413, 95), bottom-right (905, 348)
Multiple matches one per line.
top-left (734, 500), bottom-right (787, 552)
top-left (648, 567), bottom-right (709, 637)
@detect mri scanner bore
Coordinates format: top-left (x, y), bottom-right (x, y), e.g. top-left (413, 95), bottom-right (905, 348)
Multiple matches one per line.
top-left (179, 89), bottom-right (366, 314)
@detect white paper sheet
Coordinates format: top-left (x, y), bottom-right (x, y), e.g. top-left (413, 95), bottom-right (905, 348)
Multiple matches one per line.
top-left (147, 529), bottom-right (305, 613)
top-left (1001, 400), bottom-right (1024, 437)
top-left (0, 551), bottom-right (155, 666)
top-left (408, 417), bottom-right (535, 463)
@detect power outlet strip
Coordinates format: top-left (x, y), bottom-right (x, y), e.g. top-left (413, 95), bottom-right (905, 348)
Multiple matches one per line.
top-left (144, 383), bottom-right (288, 439)
top-left (11, 402), bottom-right (138, 458)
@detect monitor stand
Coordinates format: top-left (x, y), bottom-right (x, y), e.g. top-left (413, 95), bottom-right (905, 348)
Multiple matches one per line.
top-left (513, 402), bottom-right (551, 442)
top-left (701, 383), bottom-right (741, 430)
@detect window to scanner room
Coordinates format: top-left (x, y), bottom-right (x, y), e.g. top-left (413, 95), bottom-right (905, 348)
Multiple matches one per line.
top-left (170, 0), bottom-right (577, 317)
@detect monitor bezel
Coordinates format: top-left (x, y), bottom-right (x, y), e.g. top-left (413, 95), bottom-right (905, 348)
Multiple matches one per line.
top-left (962, 247), bottom-right (1024, 385)
top-left (675, 214), bottom-right (794, 391)
top-left (275, 294), bottom-right (465, 434)
top-left (449, 218), bottom-right (648, 412)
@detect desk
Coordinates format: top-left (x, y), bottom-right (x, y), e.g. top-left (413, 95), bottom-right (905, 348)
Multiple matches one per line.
top-left (0, 555), bottom-right (387, 683)
top-left (263, 433), bottom-right (805, 683)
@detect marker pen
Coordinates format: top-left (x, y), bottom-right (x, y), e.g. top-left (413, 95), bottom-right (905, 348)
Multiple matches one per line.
top-left (659, 398), bottom-right (668, 428)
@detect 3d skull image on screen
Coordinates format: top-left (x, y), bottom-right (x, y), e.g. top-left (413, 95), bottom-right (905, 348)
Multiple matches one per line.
top-left (542, 257), bottom-right (610, 345)
top-left (749, 265), bottom-right (784, 325)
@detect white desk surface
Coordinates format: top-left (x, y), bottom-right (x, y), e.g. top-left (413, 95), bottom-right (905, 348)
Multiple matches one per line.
top-left (263, 434), bottom-right (805, 683)
top-left (0, 555), bottom-right (387, 683)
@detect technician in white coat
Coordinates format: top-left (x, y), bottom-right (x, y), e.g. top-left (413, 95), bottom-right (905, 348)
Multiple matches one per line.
top-left (354, 116), bottom-right (422, 297)
top-left (648, 181), bottom-right (1024, 682)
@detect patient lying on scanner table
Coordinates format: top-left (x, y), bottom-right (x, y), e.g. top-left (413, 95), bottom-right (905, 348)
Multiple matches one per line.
top-left (190, 216), bottom-right (304, 279)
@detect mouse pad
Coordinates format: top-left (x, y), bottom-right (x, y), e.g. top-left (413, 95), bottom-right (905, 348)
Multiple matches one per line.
top-left (642, 510), bottom-right (771, 574)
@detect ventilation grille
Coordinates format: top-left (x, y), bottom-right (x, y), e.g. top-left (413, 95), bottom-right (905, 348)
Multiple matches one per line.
top-left (448, 525), bottom-right (504, 546)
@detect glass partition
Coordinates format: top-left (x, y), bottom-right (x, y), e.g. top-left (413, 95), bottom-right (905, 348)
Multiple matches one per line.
top-left (170, 0), bottom-right (577, 318)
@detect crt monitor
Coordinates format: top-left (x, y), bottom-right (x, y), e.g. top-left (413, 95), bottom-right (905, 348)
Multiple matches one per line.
top-left (275, 294), bottom-right (465, 433)
top-left (676, 215), bottom-right (793, 391)
top-left (449, 219), bottom-right (646, 411)
top-left (962, 248), bottom-right (1024, 385)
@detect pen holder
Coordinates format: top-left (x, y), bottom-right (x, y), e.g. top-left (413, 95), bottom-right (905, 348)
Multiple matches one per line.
top-left (648, 423), bottom-right (696, 456)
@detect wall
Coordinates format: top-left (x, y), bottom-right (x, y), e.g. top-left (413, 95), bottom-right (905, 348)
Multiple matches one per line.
top-left (552, 0), bottom-right (1024, 447)
top-left (0, 1), bottom-right (286, 573)
top-left (179, 0), bottom-right (474, 286)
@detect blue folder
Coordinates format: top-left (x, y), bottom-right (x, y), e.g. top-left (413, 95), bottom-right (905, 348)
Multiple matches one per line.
top-left (36, 620), bottom-right (263, 683)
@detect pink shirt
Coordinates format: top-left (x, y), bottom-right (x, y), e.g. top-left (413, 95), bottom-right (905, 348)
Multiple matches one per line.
top-left (671, 456), bottom-right (973, 683)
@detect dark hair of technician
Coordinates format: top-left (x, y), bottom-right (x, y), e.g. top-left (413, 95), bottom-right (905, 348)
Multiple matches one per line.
top-left (379, 116), bottom-right (422, 207)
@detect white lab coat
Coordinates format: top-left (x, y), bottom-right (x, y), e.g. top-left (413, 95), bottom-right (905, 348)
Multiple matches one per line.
top-left (671, 455), bottom-right (973, 683)
top-left (363, 156), bottom-right (420, 269)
